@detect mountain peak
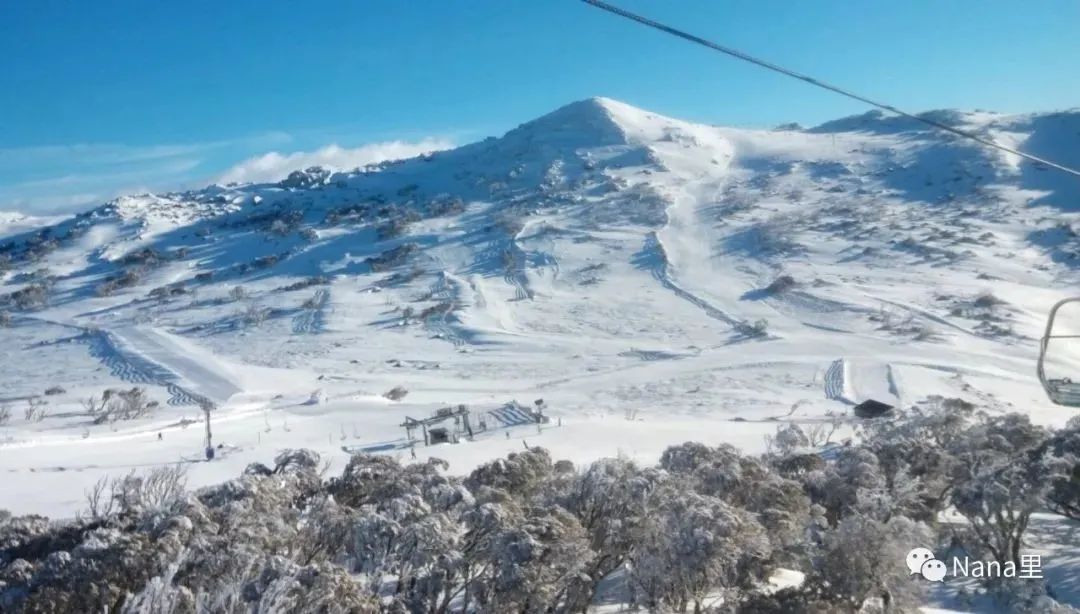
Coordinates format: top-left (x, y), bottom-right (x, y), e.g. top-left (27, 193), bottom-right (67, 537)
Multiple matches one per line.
top-left (504, 97), bottom-right (630, 148)
top-left (501, 97), bottom-right (686, 152)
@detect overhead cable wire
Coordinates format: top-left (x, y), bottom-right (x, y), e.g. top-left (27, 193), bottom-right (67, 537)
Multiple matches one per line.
top-left (580, 0), bottom-right (1080, 179)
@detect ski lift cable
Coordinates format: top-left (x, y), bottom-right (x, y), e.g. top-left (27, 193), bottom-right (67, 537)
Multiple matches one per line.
top-left (580, 0), bottom-right (1080, 179)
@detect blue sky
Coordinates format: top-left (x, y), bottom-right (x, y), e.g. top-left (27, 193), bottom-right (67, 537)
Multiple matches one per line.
top-left (3, 0), bottom-right (1078, 213)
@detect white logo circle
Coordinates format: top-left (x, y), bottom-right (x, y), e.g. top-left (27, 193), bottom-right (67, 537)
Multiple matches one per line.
top-left (920, 558), bottom-right (947, 582)
top-left (906, 547), bottom-right (934, 575)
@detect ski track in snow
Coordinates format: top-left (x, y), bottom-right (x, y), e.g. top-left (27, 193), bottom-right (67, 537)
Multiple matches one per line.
top-left (870, 295), bottom-right (981, 339)
top-left (504, 228), bottom-right (532, 301)
top-left (468, 277), bottom-right (488, 309)
top-left (426, 274), bottom-right (466, 347)
top-left (165, 383), bottom-right (205, 407)
top-left (84, 329), bottom-right (171, 386)
top-left (823, 358), bottom-right (847, 402)
top-left (108, 326), bottom-right (241, 406)
top-left (640, 232), bottom-right (741, 327)
top-left (476, 236), bottom-right (530, 302)
top-left (291, 288), bottom-right (330, 334)
top-left (529, 237), bottom-right (561, 282)
top-left (82, 328), bottom-right (220, 407)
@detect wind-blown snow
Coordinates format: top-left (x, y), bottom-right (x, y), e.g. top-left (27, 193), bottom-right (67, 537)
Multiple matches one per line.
top-left (217, 138), bottom-right (455, 185)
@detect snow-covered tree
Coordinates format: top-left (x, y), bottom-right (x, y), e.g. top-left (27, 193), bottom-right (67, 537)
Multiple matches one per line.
top-left (803, 513), bottom-right (931, 613)
top-left (553, 457), bottom-right (660, 610)
top-left (949, 414), bottom-right (1053, 567)
top-left (630, 479), bottom-right (770, 613)
top-left (1046, 418), bottom-right (1080, 521)
top-left (3, 410), bottom-right (1075, 613)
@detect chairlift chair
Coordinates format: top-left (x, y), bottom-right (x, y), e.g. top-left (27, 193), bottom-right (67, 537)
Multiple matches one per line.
top-left (1038, 297), bottom-right (1080, 407)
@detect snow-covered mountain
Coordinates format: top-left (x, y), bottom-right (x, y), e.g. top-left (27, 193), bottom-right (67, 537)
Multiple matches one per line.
top-left (2, 97), bottom-right (1080, 517)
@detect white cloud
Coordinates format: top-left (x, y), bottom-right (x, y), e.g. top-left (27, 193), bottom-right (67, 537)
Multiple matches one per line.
top-left (0, 133), bottom-right (455, 214)
top-left (217, 138), bottom-right (453, 185)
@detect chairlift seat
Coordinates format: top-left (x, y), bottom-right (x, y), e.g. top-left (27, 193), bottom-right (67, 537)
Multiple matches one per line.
top-left (1046, 379), bottom-right (1080, 407)
top-left (1038, 297), bottom-right (1080, 408)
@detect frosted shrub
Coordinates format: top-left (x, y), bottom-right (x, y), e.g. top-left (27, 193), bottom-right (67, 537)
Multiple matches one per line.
top-left (240, 304), bottom-right (270, 327)
top-left (736, 318), bottom-right (769, 337)
top-left (10, 282), bottom-right (49, 310)
top-left (91, 387), bottom-right (156, 424)
top-left (2, 405), bottom-right (1076, 613)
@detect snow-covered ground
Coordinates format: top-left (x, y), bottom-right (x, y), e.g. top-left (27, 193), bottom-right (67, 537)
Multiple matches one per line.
top-left (2, 95), bottom-right (1078, 544)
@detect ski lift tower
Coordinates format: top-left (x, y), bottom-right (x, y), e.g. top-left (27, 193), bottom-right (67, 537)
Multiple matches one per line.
top-left (201, 400), bottom-right (217, 460)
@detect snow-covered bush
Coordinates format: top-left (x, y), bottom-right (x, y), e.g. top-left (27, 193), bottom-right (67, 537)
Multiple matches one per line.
top-left (376, 217), bottom-right (412, 240)
top-left (91, 387), bottom-right (157, 424)
top-left (8, 282), bottom-right (50, 310)
top-left (736, 318), bottom-right (769, 337)
top-left (24, 398), bottom-right (47, 422)
top-left (252, 253), bottom-right (282, 269)
top-left (97, 268), bottom-right (145, 297)
top-left (121, 247), bottom-right (164, 266)
top-left (366, 243), bottom-right (419, 272)
top-left (383, 385), bottom-right (409, 401)
top-left (493, 210), bottom-right (526, 235)
top-left (229, 285), bottom-right (248, 301)
top-left (428, 197), bottom-right (466, 217)
top-left (764, 274), bottom-right (797, 294)
top-left (269, 218), bottom-right (291, 236)
top-left (2, 406), bottom-right (1075, 613)
top-left (870, 306), bottom-right (939, 341)
top-left (239, 304), bottom-right (270, 327)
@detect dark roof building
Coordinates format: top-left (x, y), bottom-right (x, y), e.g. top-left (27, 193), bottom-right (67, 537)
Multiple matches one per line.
top-left (853, 399), bottom-right (895, 419)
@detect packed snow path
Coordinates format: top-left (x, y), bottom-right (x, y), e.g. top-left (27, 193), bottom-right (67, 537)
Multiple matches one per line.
top-left (109, 326), bottom-right (242, 405)
top-left (823, 358), bottom-right (902, 406)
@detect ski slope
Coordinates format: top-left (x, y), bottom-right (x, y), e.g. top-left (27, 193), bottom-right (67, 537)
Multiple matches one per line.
top-left (109, 325), bottom-right (243, 404)
top-left (1, 97), bottom-right (1079, 521)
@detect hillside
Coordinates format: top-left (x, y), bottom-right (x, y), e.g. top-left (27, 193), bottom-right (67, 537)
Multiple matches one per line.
top-left (1, 97), bottom-right (1079, 518)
